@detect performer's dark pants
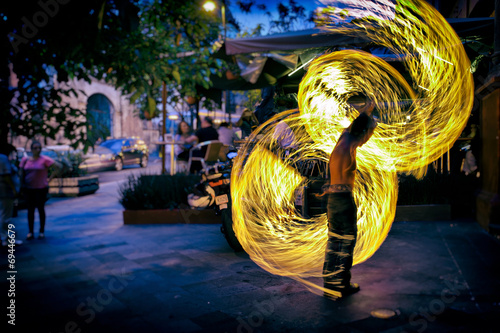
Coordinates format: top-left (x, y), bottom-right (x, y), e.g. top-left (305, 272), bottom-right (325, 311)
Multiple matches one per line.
top-left (323, 192), bottom-right (357, 289)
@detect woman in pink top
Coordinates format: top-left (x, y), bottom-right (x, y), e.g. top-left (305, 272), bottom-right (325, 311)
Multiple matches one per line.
top-left (20, 141), bottom-right (61, 240)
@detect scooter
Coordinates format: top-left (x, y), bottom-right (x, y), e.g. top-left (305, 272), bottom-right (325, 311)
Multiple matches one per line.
top-left (188, 149), bottom-right (328, 252)
top-left (215, 151), bottom-right (244, 252)
top-left (187, 150), bottom-right (243, 251)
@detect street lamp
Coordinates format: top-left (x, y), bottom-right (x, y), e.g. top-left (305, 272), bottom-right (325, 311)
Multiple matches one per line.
top-left (203, 0), bottom-right (230, 123)
top-left (203, 0), bottom-right (226, 41)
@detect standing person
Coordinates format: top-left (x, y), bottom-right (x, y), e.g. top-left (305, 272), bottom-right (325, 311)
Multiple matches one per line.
top-left (0, 143), bottom-right (20, 247)
top-left (20, 141), bottom-right (61, 240)
top-left (235, 108), bottom-right (259, 138)
top-left (174, 120), bottom-right (193, 161)
top-left (322, 98), bottom-right (377, 299)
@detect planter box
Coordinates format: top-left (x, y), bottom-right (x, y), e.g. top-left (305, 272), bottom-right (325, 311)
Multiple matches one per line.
top-left (395, 204), bottom-right (451, 222)
top-left (123, 208), bottom-right (221, 225)
top-left (49, 175), bottom-right (99, 197)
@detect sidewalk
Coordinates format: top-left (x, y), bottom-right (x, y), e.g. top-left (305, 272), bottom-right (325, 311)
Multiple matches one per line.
top-left (2, 178), bottom-right (500, 333)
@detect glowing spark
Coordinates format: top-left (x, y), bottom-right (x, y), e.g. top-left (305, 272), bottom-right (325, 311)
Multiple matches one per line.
top-left (231, 0), bottom-right (473, 296)
top-left (435, 55), bottom-right (454, 66)
top-left (318, 0), bottom-right (396, 21)
top-left (288, 57), bottom-right (315, 76)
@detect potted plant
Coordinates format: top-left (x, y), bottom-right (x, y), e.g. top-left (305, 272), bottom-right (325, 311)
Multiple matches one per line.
top-left (48, 150), bottom-right (99, 197)
top-left (119, 173), bottom-right (221, 224)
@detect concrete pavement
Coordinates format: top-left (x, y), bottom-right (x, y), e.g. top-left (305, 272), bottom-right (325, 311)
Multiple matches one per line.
top-left (1, 175), bottom-right (500, 333)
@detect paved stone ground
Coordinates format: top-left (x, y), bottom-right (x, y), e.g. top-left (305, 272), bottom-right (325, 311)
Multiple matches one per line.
top-left (1, 178), bottom-right (499, 333)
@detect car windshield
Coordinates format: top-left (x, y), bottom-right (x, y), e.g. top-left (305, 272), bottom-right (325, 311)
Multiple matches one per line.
top-left (100, 140), bottom-right (123, 152)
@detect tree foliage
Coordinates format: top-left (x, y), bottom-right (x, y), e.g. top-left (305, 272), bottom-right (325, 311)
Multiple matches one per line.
top-left (1, 0), bottom-right (142, 149)
top-left (236, 0), bottom-right (314, 34)
top-left (1, 0), bottom-right (316, 149)
top-left (1, 0), bottom-right (224, 149)
top-left (105, 0), bottom-right (223, 120)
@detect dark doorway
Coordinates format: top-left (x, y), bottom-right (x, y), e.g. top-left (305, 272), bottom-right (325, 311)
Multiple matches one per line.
top-left (87, 94), bottom-right (113, 146)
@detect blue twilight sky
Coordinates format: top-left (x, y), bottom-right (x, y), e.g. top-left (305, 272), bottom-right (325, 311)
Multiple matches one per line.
top-left (227, 0), bottom-right (321, 36)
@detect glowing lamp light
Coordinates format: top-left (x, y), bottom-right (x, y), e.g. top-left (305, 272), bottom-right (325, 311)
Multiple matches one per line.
top-left (203, 1), bottom-right (216, 12)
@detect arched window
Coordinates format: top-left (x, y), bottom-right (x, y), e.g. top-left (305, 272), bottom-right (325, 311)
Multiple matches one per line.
top-left (86, 94), bottom-right (114, 145)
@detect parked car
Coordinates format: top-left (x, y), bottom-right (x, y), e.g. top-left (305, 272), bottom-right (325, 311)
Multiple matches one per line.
top-left (81, 137), bottom-right (149, 172)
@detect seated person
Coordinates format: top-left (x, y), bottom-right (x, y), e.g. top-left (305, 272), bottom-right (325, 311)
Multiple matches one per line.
top-left (217, 122), bottom-right (239, 148)
top-left (217, 122), bottom-right (240, 161)
top-left (185, 117), bottom-right (219, 172)
top-left (174, 120), bottom-right (193, 161)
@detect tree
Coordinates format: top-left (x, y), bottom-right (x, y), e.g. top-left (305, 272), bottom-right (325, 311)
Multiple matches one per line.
top-left (238, 89), bottom-right (262, 110)
top-left (1, 0), bottom-right (142, 149)
top-left (1, 0), bottom-right (228, 148)
top-left (105, 0), bottom-right (224, 121)
top-left (236, 0), bottom-right (314, 34)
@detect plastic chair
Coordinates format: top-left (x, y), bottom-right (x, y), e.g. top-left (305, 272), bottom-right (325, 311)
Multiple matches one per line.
top-left (218, 144), bottom-right (230, 162)
top-left (187, 140), bottom-right (223, 173)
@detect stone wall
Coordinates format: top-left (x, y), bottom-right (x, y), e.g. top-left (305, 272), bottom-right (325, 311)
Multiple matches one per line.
top-left (12, 78), bottom-right (159, 151)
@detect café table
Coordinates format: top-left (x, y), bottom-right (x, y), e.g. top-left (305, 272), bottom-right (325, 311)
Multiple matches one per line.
top-left (154, 141), bottom-right (185, 175)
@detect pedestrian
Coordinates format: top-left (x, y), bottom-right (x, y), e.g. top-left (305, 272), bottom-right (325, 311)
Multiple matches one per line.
top-left (19, 141), bottom-right (62, 240)
top-left (321, 96), bottom-right (377, 299)
top-left (0, 143), bottom-right (20, 247)
top-left (235, 108), bottom-right (259, 138)
top-left (174, 120), bottom-right (193, 161)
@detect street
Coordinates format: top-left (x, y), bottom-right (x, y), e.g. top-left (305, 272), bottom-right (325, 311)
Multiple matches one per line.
top-left (5, 184), bottom-right (500, 332)
top-left (89, 156), bottom-right (162, 185)
top-left (2, 155), bottom-right (500, 332)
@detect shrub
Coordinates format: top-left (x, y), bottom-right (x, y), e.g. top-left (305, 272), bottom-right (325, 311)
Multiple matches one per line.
top-left (119, 173), bottom-right (201, 210)
top-left (49, 150), bottom-right (88, 178)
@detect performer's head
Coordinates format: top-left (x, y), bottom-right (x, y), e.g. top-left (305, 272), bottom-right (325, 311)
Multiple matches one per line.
top-left (351, 114), bottom-right (376, 146)
top-left (350, 113), bottom-right (372, 137)
top-left (350, 112), bottom-right (376, 146)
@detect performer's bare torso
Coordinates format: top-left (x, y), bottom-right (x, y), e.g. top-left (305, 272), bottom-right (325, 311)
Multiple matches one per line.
top-left (329, 131), bottom-right (357, 188)
top-left (328, 101), bottom-right (376, 189)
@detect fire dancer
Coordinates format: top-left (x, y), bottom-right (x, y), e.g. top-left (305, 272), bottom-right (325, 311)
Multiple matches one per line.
top-left (322, 96), bottom-right (377, 299)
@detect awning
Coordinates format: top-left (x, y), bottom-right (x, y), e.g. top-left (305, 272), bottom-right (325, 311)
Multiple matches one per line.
top-left (224, 17), bottom-right (494, 56)
top-left (225, 28), bottom-right (367, 55)
top-left (205, 17), bottom-right (494, 93)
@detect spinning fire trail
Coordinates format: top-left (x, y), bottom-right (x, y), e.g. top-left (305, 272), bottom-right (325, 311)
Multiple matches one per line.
top-left (230, 0), bottom-right (474, 295)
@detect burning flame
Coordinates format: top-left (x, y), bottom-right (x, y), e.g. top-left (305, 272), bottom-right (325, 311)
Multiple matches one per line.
top-left (231, 0), bottom-right (474, 296)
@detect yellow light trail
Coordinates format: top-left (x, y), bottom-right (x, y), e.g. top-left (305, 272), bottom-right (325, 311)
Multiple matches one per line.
top-left (230, 0), bottom-right (474, 296)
